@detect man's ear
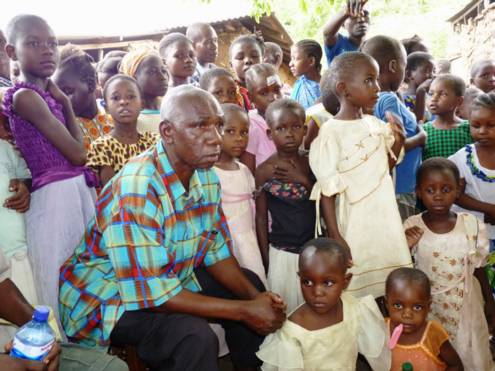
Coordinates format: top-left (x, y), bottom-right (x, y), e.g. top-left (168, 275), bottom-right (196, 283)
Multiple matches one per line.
top-left (159, 120), bottom-right (174, 145)
top-left (5, 44), bottom-right (17, 61)
top-left (343, 272), bottom-right (353, 289)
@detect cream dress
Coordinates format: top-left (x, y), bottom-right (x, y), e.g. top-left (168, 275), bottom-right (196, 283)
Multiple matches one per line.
top-left (257, 293), bottom-right (391, 371)
top-left (309, 115), bottom-right (412, 298)
top-left (404, 212), bottom-right (494, 371)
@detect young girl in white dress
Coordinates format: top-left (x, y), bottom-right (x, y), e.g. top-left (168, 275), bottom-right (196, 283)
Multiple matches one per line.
top-left (213, 103), bottom-right (266, 284)
top-left (404, 158), bottom-right (495, 370)
top-left (257, 238), bottom-right (390, 371)
top-left (309, 52), bottom-right (412, 299)
top-left (449, 92), bottom-right (495, 247)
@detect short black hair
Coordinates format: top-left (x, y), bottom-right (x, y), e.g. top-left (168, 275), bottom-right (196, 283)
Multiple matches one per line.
top-left (471, 91), bottom-right (495, 112)
top-left (323, 51), bottom-right (376, 97)
top-left (59, 44), bottom-right (96, 85)
top-left (361, 35), bottom-right (405, 69)
top-left (5, 14), bottom-right (50, 45)
top-left (186, 23), bottom-right (215, 44)
top-left (406, 51), bottom-right (434, 72)
top-left (244, 63), bottom-right (278, 94)
top-left (416, 157), bottom-right (460, 186)
top-left (159, 32), bottom-right (192, 58)
top-left (386, 267), bottom-right (431, 298)
top-left (221, 103), bottom-right (248, 122)
top-left (199, 67), bottom-right (234, 90)
top-left (265, 98), bottom-right (305, 128)
top-left (96, 51), bottom-right (126, 74)
top-left (264, 42), bottom-right (283, 61)
top-left (102, 74), bottom-right (142, 102)
top-left (229, 34), bottom-right (264, 59)
top-left (300, 238), bottom-right (351, 272)
top-left (294, 39), bottom-right (323, 73)
top-left (470, 59), bottom-right (495, 79)
top-left (432, 74), bottom-right (466, 97)
top-left (401, 35), bottom-right (428, 55)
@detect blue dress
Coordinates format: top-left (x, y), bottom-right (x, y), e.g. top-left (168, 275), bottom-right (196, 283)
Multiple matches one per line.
top-left (290, 75), bottom-right (321, 109)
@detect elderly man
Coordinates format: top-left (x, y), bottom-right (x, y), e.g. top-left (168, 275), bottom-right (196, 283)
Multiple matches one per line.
top-left (59, 86), bottom-right (285, 371)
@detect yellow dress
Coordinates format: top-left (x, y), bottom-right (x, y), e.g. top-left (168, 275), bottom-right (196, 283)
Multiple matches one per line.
top-left (309, 115), bottom-right (412, 298)
top-left (256, 293), bottom-right (391, 371)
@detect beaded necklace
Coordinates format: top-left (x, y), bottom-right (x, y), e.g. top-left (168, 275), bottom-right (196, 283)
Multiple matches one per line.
top-left (465, 144), bottom-right (495, 183)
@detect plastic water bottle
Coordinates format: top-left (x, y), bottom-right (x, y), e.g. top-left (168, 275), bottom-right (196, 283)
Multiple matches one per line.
top-left (10, 306), bottom-right (55, 361)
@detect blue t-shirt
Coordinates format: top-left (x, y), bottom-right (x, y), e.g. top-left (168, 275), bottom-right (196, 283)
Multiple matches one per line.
top-left (324, 34), bottom-right (359, 66)
top-left (374, 92), bottom-right (422, 194)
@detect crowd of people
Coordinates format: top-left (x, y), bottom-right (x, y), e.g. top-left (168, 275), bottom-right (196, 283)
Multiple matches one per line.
top-left (1, 0), bottom-right (495, 370)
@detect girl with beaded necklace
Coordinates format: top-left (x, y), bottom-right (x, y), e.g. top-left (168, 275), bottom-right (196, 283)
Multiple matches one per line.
top-left (449, 92), bottom-right (495, 248)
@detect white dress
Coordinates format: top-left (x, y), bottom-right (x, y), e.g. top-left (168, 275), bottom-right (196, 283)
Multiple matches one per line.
top-left (257, 293), bottom-right (391, 371)
top-left (214, 162), bottom-right (266, 284)
top-left (309, 115), bottom-right (412, 298)
top-left (404, 212), bottom-right (494, 371)
top-left (449, 144), bottom-right (495, 240)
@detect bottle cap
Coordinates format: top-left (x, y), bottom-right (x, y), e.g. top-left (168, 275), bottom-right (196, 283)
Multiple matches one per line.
top-left (33, 306), bottom-right (50, 322)
top-left (402, 362), bottom-right (413, 371)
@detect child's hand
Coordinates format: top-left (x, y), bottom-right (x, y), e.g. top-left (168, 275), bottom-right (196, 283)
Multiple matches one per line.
top-left (4, 179), bottom-right (30, 213)
top-left (272, 160), bottom-right (310, 189)
top-left (385, 111), bottom-right (406, 146)
top-left (416, 78), bottom-right (433, 94)
top-left (47, 79), bottom-right (69, 105)
top-left (346, 0), bottom-right (368, 17)
top-left (405, 226), bottom-right (423, 249)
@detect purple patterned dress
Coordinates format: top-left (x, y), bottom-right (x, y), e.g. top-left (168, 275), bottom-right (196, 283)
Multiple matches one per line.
top-left (2, 81), bottom-right (96, 326)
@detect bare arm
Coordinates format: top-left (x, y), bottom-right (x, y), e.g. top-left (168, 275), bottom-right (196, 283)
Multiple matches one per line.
top-left (321, 195), bottom-right (341, 239)
top-left (323, 9), bottom-right (348, 47)
top-left (0, 278), bottom-right (33, 327)
top-left (404, 127), bottom-right (427, 151)
top-left (12, 88), bottom-right (86, 165)
top-left (99, 166), bottom-right (115, 187)
top-left (255, 167), bottom-right (270, 270)
top-left (240, 151), bottom-right (256, 175)
top-left (456, 192), bottom-right (495, 219)
top-left (304, 119), bottom-right (320, 150)
top-left (438, 340), bottom-right (464, 371)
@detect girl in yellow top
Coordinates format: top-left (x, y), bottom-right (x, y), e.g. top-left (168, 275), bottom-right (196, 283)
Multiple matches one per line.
top-left (87, 75), bottom-right (158, 186)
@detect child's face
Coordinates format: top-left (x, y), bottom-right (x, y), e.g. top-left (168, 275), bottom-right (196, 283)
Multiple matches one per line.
top-left (135, 55), bottom-right (168, 98)
top-left (407, 60), bottom-right (435, 88)
top-left (268, 109), bottom-right (306, 153)
top-left (164, 41), bottom-right (197, 79)
top-left (207, 75), bottom-right (238, 105)
top-left (472, 61), bottom-right (495, 93)
top-left (386, 280), bottom-right (430, 335)
top-left (230, 41), bottom-right (262, 83)
top-left (221, 110), bottom-right (249, 158)
top-left (427, 79), bottom-right (462, 116)
top-left (289, 46), bottom-right (313, 78)
top-left (470, 107), bottom-right (495, 148)
top-left (342, 59), bottom-right (380, 111)
top-left (417, 170), bottom-right (459, 216)
top-left (7, 20), bottom-right (59, 79)
top-left (194, 27), bottom-right (218, 65)
top-left (456, 91), bottom-right (481, 120)
top-left (298, 249), bottom-right (350, 315)
top-left (249, 73), bottom-right (282, 115)
top-left (53, 67), bottom-right (94, 117)
top-left (263, 48), bottom-right (282, 70)
top-left (105, 79), bottom-right (142, 125)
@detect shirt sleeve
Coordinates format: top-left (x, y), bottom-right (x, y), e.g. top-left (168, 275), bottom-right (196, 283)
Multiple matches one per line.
top-left (324, 34), bottom-right (345, 66)
top-left (102, 185), bottom-right (183, 311)
top-left (374, 93), bottom-right (402, 121)
top-left (87, 138), bottom-right (113, 170)
top-left (202, 202), bottom-right (233, 267)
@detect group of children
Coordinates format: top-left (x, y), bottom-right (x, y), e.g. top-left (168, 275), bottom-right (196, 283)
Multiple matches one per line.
top-left (1, 4), bottom-right (495, 371)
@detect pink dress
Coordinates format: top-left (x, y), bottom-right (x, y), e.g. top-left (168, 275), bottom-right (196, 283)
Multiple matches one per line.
top-left (214, 162), bottom-right (266, 284)
top-left (246, 110), bottom-right (276, 168)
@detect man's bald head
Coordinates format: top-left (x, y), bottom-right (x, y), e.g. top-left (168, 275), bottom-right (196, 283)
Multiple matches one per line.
top-left (160, 85), bottom-right (222, 126)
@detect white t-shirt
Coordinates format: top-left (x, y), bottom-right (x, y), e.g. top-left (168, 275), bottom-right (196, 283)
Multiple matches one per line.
top-left (449, 144), bottom-right (495, 240)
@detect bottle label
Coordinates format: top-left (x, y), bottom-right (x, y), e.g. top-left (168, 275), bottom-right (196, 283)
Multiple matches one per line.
top-left (10, 337), bottom-right (55, 361)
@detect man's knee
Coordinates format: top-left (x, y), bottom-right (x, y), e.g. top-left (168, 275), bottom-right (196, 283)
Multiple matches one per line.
top-left (174, 315), bottom-right (218, 354)
top-left (241, 268), bottom-right (266, 293)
